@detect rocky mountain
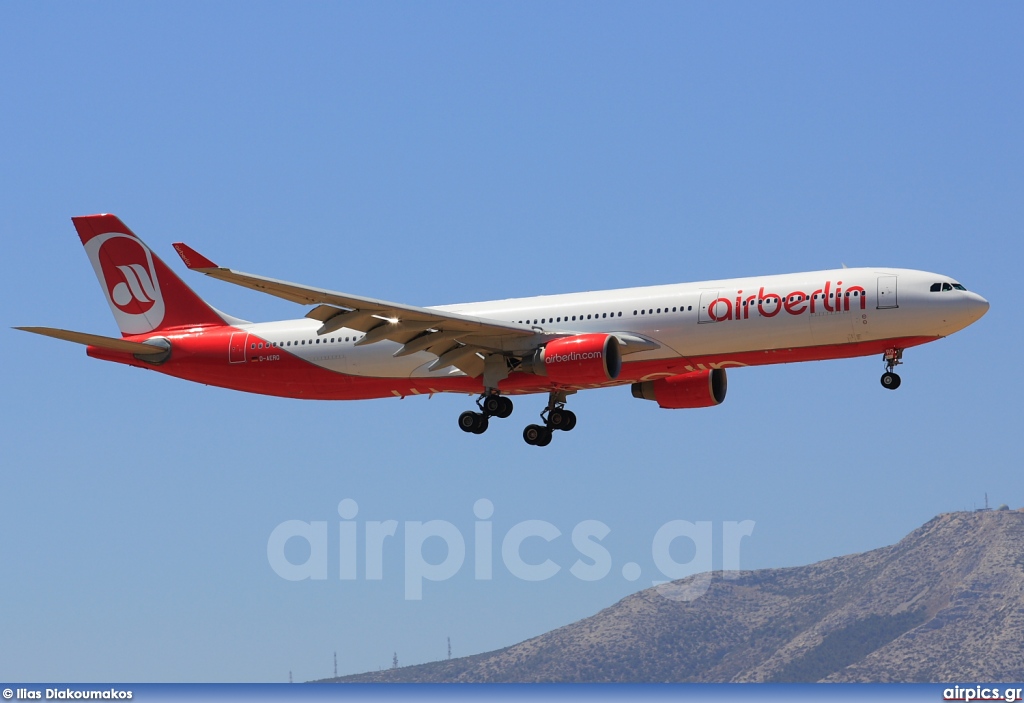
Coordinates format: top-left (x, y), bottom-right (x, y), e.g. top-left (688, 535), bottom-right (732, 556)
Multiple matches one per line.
top-left (322, 509), bottom-right (1024, 683)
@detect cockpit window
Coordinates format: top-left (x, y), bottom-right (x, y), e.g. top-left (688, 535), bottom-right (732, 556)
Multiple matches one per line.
top-left (930, 283), bottom-right (941, 292)
top-left (952, 283), bottom-right (967, 291)
top-left (942, 283), bottom-right (953, 291)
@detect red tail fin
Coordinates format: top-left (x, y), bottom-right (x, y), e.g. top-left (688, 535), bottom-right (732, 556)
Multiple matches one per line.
top-left (73, 214), bottom-right (226, 336)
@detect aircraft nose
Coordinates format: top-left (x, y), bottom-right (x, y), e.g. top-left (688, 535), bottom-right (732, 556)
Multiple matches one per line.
top-left (964, 292), bottom-right (990, 323)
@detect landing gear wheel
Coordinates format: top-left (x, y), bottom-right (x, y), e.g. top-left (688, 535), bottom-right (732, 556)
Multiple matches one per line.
top-left (479, 394), bottom-right (512, 419)
top-left (548, 409), bottom-right (567, 430)
top-left (546, 408), bottom-right (577, 431)
top-left (459, 411), bottom-right (489, 434)
top-left (880, 372), bottom-right (901, 390)
top-left (458, 411), bottom-right (478, 433)
top-left (524, 424), bottom-right (551, 446)
top-left (562, 410), bottom-right (577, 431)
top-left (535, 427), bottom-right (553, 446)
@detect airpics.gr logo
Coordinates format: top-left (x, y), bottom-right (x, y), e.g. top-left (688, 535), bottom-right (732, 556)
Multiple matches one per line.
top-left (268, 498), bottom-right (757, 602)
top-left (84, 232), bottom-right (166, 334)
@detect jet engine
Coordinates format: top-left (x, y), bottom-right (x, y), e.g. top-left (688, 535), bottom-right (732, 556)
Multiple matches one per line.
top-left (631, 368), bottom-right (727, 409)
top-left (521, 334), bottom-right (622, 384)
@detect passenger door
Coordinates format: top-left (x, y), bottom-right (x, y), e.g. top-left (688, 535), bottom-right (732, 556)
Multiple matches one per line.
top-left (877, 275), bottom-right (898, 309)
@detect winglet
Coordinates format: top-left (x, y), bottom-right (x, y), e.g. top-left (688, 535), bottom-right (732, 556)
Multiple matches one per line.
top-left (172, 242), bottom-right (219, 271)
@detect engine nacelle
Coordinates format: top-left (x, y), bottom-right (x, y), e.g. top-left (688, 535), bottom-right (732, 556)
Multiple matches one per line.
top-left (631, 369), bottom-right (727, 409)
top-left (523, 334), bottom-right (622, 384)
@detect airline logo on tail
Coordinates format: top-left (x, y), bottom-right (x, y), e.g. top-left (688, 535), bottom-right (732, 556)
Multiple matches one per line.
top-left (84, 232), bottom-right (166, 334)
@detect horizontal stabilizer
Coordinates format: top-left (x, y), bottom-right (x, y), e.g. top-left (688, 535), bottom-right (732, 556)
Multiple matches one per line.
top-left (13, 327), bottom-right (168, 355)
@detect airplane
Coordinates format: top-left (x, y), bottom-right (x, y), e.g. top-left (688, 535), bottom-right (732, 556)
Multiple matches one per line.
top-left (16, 214), bottom-right (989, 446)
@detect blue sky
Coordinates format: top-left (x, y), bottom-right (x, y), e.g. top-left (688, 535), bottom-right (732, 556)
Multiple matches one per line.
top-left (2, 2), bottom-right (1021, 683)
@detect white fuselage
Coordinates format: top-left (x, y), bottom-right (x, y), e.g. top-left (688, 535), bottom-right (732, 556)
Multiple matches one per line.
top-left (234, 267), bottom-right (988, 381)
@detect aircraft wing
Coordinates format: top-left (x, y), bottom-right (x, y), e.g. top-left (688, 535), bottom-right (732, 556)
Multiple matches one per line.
top-left (172, 243), bottom-right (543, 378)
top-left (172, 243), bottom-right (660, 379)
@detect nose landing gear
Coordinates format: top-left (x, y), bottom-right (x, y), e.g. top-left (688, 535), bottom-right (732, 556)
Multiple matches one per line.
top-left (458, 392), bottom-right (514, 435)
top-left (880, 348), bottom-right (903, 390)
top-left (523, 390), bottom-right (577, 447)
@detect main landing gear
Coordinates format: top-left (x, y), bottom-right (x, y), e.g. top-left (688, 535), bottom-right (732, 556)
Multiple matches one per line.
top-left (880, 348), bottom-right (903, 390)
top-left (457, 392), bottom-right (514, 435)
top-left (523, 390), bottom-right (577, 447)
top-left (458, 390), bottom-right (577, 447)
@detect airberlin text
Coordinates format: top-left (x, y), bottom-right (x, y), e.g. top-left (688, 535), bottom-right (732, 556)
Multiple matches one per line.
top-left (707, 280), bottom-right (866, 322)
top-left (545, 350), bottom-right (602, 364)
